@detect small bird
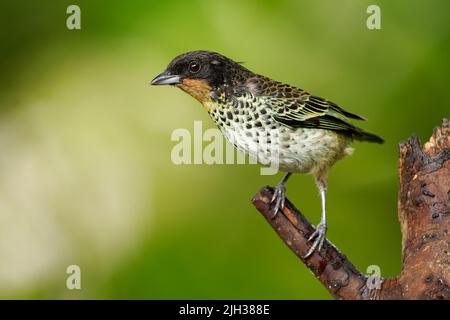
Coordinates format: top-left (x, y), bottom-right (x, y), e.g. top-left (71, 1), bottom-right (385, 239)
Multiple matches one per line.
top-left (151, 50), bottom-right (383, 258)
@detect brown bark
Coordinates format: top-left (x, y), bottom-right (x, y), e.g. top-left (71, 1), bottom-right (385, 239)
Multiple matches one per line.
top-left (252, 119), bottom-right (450, 300)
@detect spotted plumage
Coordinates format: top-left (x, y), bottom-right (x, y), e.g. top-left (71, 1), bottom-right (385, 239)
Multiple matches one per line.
top-left (151, 50), bottom-right (383, 258)
top-left (207, 91), bottom-right (353, 176)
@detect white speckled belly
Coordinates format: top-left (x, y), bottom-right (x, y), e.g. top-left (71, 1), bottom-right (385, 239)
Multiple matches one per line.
top-left (208, 95), bottom-right (353, 174)
top-left (221, 123), bottom-right (350, 173)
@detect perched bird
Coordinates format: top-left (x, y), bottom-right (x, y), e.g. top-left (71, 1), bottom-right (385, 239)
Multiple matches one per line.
top-left (151, 50), bottom-right (383, 258)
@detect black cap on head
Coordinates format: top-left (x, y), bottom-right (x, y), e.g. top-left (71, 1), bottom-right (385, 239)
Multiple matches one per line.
top-left (151, 50), bottom-right (249, 87)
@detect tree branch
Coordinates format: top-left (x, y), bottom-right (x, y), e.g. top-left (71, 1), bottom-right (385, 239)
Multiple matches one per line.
top-left (252, 119), bottom-right (450, 300)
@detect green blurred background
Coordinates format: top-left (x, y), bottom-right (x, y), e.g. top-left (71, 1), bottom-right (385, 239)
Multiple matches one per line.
top-left (0, 0), bottom-right (448, 299)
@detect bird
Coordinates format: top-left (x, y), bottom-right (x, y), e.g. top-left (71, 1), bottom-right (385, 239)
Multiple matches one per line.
top-left (151, 50), bottom-right (383, 258)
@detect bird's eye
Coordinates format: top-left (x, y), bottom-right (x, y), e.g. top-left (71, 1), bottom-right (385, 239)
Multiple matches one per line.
top-left (188, 61), bottom-right (201, 73)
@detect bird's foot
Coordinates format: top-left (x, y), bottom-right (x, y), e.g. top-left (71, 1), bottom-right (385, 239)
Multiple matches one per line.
top-left (270, 183), bottom-right (286, 219)
top-left (304, 222), bottom-right (327, 258)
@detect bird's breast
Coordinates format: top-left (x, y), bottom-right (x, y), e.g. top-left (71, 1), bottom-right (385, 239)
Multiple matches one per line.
top-left (207, 96), bottom-right (352, 173)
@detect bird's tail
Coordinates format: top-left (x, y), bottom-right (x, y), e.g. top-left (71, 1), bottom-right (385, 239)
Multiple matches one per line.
top-left (352, 127), bottom-right (384, 144)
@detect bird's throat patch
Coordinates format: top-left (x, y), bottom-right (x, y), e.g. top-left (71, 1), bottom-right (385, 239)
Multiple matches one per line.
top-left (177, 79), bottom-right (213, 107)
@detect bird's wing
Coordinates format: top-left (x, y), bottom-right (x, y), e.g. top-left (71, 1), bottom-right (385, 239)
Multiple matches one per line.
top-left (244, 76), bottom-right (383, 143)
top-left (268, 95), bottom-right (365, 124)
top-left (249, 76), bottom-right (367, 132)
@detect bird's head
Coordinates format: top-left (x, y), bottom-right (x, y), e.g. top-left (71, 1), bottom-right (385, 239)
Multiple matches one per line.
top-left (151, 50), bottom-right (251, 104)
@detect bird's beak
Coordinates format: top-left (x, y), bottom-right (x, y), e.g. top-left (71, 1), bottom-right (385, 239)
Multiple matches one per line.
top-left (150, 72), bottom-right (181, 85)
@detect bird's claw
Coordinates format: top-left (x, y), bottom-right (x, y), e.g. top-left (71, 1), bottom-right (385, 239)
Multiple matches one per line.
top-left (270, 184), bottom-right (286, 219)
top-left (304, 222), bottom-right (327, 258)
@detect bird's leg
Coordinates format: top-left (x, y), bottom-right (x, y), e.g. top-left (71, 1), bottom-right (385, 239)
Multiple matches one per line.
top-left (270, 172), bottom-right (292, 218)
top-left (304, 180), bottom-right (327, 258)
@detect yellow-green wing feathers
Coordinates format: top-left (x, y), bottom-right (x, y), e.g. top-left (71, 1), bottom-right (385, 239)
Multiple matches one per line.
top-left (253, 77), bottom-right (383, 143)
